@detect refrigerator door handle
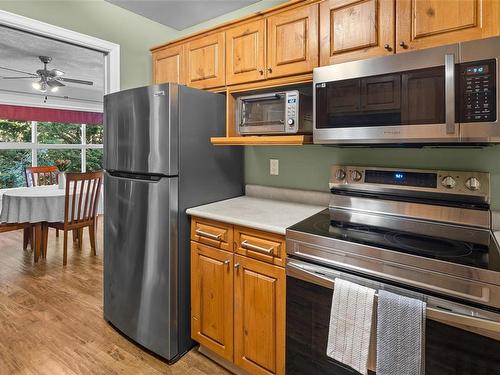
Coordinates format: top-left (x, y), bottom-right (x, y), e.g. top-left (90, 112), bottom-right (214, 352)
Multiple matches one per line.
top-left (106, 170), bottom-right (163, 182)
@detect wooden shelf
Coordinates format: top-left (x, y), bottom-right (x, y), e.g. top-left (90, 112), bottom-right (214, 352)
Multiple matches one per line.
top-left (210, 135), bottom-right (313, 146)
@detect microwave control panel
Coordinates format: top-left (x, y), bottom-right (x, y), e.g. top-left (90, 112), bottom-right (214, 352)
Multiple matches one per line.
top-left (459, 59), bottom-right (496, 123)
top-left (286, 92), bottom-right (299, 132)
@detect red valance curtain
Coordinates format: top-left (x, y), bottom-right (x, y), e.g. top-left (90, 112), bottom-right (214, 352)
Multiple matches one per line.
top-left (0, 104), bottom-right (103, 125)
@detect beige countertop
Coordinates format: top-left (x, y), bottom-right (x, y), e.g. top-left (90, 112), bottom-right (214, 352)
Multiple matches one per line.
top-left (186, 195), bottom-right (325, 235)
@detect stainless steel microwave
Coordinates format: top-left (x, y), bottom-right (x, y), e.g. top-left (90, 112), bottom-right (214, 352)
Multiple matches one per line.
top-left (236, 90), bottom-right (312, 135)
top-left (313, 36), bottom-right (500, 145)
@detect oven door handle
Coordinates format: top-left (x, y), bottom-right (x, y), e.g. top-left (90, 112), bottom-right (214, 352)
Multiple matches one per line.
top-left (287, 259), bottom-right (500, 340)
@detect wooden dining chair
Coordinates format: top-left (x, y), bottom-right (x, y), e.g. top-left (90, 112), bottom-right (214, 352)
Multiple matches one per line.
top-left (24, 165), bottom-right (61, 248)
top-left (25, 165), bottom-right (59, 187)
top-left (47, 171), bottom-right (103, 265)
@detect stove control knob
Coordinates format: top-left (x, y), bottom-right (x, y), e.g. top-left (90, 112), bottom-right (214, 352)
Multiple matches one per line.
top-left (465, 177), bottom-right (481, 191)
top-left (441, 176), bottom-right (456, 189)
top-left (350, 170), bottom-right (362, 182)
top-left (335, 169), bottom-right (346, 181)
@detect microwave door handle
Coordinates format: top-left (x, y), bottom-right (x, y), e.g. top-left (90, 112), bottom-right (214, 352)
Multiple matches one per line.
top-left (241, 94), bottom-right (283, 103)
top-left (445, 53), bottom-right (456, 135)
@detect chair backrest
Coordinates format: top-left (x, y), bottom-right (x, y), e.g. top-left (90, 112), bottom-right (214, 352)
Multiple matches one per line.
top-left (64, 171), bottom-right (103, 226)
top-left (25, 166), bottom-right (60, 187)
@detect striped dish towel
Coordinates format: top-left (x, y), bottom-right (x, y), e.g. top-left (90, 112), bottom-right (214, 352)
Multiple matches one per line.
top-left (326, 278), bottom-right (376, 375)
top-left (377, 290), bottom-right (426, 375)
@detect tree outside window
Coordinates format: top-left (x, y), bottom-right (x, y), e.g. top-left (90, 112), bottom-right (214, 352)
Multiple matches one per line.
top-left (0, 119), bottom-right (103, 189)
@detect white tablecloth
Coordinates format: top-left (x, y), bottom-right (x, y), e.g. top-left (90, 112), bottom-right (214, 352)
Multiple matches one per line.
top-left (0, 185), bottom-right (103, 224)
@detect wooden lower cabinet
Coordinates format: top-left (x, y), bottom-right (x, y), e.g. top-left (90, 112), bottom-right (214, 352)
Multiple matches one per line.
top-left (190, 217), bottom-right (285, 374)
top-left (234, 255), bottom-right (285, 375)
top-left (191, 241), bottom-right (234, 361)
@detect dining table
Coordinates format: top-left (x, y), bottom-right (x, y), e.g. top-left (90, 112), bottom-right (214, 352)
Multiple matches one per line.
top-left (0, 184), bottom-right (103, 262)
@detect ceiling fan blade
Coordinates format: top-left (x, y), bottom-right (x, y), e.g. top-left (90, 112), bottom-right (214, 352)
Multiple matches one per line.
top-left (0, 66), bottom-right (38, 77)
top-left (59, 77), bottom-right (93, 86)
top-left (47, 79), bottom-right (65, 87)
top-left (1, 76), bottom-right (37, 79)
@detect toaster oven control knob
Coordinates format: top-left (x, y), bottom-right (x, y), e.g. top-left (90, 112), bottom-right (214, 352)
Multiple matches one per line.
top-left (287, 118), bottom-right (295, 126)
top-left (350, 170), bottom-right (362, 182)
top-left (441, 176), bottom-right (456, 189)
top-left (465, 177), bottom-right (481, 191)
top-left (335, 169), bottom-right (346, 181)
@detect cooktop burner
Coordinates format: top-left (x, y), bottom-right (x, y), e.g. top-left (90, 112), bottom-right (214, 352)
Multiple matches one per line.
top-left (289, 209), bottom-right (500, 272)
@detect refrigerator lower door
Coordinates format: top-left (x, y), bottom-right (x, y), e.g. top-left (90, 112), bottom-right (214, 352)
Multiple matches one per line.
top-left (104, 171), bottom-right (178, 360)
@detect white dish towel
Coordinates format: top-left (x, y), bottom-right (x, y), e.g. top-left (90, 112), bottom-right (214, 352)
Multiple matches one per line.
top-left (326, 278), bottom-right (376, 375)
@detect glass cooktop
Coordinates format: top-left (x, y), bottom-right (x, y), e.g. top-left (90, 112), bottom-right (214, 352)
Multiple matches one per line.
top-left (289, 209), bottom-right (500, 272)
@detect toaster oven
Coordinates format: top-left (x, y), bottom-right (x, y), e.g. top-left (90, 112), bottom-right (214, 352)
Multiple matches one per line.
top-left (236, 90), bottom-right (312, 135)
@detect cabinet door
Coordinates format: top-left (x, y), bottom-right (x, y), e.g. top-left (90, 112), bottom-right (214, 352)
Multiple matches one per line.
top-left (396, 0), bottom-right (500, 53)
top-left (320, 0), bottom-right (395, 65)
top-left (267, 4), bottom-right (319, 79)
top-left (186, 32), bottom-right (226, 89)
top-left (152, 45), bottom-right (185, 85)
top-left (234, 255), bottom-right (285, 375)
top-left (191, 242), bottom-right (233, 360)
top-left (226, 20), bottom-right (266, 85)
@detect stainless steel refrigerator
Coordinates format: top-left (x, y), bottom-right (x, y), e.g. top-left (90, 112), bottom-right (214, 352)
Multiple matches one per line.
top-left (103, 83), bottom-right (243, 362)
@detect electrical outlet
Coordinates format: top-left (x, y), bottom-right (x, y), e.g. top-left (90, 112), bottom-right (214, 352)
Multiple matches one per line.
top-left (270, 159), bottom-right (279, 176)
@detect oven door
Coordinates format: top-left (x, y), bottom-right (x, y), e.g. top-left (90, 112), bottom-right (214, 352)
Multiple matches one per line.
top-left (313, 43), bottom-right (460, 145)
top-left (237, 93), bottom-right (287, 134)
top-left (286, 259), bottom-right (500, 375)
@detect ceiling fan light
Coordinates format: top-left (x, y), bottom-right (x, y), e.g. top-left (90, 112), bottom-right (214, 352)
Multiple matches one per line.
top-left (50, 86), bottom-right (59, 93)
top-left (39, 82), bottom-right (47, 93)
top-left (32, 81), bottom-right (41, 90)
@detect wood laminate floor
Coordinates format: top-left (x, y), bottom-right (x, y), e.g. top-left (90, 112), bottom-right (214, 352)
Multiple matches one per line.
top-left (0, 220), bottom-right (229, 374)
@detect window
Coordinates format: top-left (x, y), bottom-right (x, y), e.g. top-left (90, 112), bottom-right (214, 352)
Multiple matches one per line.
top-left (0, 119), bottom-right (103, 188)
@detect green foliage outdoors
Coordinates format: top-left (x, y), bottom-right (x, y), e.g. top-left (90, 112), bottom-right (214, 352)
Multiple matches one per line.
top-left (0, 119), bottom-right (103, 189)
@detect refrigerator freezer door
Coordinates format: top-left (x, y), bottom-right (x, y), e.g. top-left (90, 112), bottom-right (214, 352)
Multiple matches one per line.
top-left (104, 171), bottom-right (179, 360)
top-left (104, 84), bottom-right (178, 176)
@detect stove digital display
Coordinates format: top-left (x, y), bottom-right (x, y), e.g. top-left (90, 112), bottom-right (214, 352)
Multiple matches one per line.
top-left (365, 170), bottom-right (437, 188)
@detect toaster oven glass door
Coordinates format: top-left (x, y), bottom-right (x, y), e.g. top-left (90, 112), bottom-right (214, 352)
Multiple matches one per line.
top-left (315, 66), bottom-right (446, 129)
top-left (239, 94), bottom-right (286, 133)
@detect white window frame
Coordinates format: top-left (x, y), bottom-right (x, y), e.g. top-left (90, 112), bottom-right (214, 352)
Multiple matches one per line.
top-left (0, 121), bottom-right (103, 173)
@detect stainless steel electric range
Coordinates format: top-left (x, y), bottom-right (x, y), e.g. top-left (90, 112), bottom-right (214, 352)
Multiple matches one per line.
top-left (286, 165), bottom-right (500, 375)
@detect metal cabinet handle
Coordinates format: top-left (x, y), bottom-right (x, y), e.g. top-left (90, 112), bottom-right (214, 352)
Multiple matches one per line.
top-left (241, 240), bottom-right (274, 255)
top-left (234, 263), bottom-right (240, 269)
top-left (195, 229), bottom-right (222, 241)
top-left (267, 67), bottom-right (272, 73)
top-left (399, 41), bottom-right (408, 49)
top-left (259, 69), bottom-right (264, 75)
top-left (223, 260), bottom-right (230, 265)
top-left (384, 44), bottom-right (391, 51)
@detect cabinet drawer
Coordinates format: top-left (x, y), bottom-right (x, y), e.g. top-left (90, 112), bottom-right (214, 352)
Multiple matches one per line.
top-left (191, 217), bottom-right (233, 252)
top-left (234, 226), bottom-right (286, 267)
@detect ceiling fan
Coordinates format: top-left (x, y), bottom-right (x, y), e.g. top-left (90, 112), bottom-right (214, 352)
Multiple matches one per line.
top-left (0, 56), bottom-right (94, 93)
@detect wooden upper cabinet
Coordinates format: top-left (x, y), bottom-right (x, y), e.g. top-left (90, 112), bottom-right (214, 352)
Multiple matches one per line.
top-left (153, 45), bottom-right (185, 85)
top-left (320, 0), bottom-right (395, 65)
top-left (226, 20), bottom-right (266, 85)
top-left (396, 0), bottom-right (500, 53)
top-left (190, 242), bottom-right (233, 361)
top-left (234, 255), bottom-right (285, 375)
top-left (267, 4), bottom-right (319, 78)
top-left (185, 32), bottom-right (226, 89)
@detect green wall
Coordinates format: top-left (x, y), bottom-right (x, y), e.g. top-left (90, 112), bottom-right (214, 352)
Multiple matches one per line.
top-left (0, 0), bottom-right (177, 90)
top-left (246, 145), bottom-right (500, 209)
